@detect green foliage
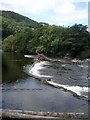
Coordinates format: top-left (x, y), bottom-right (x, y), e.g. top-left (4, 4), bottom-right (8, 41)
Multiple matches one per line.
top-left (3, 35), bottom-right (16, 52)
top-left (36, 45), bottom-right (45, 53)
top-left (2, 11), bottom-right (90, 58)
top-left (0, 40), bottom-right (2, 49)
top-left (1, 11), bottom-right (40, 28)
top-left (1, 11), bottom-right (41, 40)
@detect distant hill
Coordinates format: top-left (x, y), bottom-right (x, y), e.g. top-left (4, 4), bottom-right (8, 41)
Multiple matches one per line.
top-left (1, 11), bottom-right (40, 26)
top-left (1, 10), bottom-right (41, 39)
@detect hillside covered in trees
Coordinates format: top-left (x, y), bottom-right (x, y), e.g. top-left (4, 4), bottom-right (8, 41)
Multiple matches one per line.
top-left (1, 11), bottom-right (90, 58)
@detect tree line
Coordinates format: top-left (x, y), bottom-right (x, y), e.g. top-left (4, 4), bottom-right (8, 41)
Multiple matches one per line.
top-left (2, 11), bottom-right (90, 58)
top-left (3, 24), bottom-right (90, 57)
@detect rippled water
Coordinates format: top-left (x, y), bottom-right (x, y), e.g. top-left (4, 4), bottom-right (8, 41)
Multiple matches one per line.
top-left (1, 53), bottom-right (89, 115)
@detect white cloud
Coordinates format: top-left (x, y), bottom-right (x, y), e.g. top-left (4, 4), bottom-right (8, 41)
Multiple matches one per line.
top-left (0, 0), bottom-right (88, 26)
top-left (51, 8), bottom-right (88, 26)
top-left (53, 3), bottom-right (75, 14)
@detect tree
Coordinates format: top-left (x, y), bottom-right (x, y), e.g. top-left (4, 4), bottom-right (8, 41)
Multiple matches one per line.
top-left (3, 35), bottom-right (16, 52)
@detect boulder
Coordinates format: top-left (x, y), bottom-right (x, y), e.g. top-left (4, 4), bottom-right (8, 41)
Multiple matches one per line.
top-left (37, 54), bottom-right (46, 61)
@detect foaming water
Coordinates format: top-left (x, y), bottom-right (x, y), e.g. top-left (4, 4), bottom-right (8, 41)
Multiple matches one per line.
top-left (24, 55), bottom-right (35, 58)
top-left (78, 65), bottom-right (88, 68)
top-left (47, 81), bottom-right (89, 98)
top-left (29, 61), bottom-right (53, 78)
top-left (71, 59), bottom-right (82, 63)
top-left (25, 60), bottom-right (89, 98)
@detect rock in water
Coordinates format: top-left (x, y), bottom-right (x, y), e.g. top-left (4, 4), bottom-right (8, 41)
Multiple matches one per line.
top-left (37, 54), bottom-right (46, 61)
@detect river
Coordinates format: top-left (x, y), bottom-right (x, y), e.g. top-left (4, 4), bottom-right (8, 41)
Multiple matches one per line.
top-left (1, 52), bottom-right (89, 116)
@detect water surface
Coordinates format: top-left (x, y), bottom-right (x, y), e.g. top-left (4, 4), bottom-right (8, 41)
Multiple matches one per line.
top-left (1, 53), bottom-right (89, 116)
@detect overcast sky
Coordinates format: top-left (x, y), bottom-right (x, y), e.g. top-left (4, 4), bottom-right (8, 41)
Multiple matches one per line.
top-left (0, 0), bottom-right (89, 26)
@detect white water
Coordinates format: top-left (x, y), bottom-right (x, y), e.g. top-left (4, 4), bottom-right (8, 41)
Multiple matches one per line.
top-left (47, 81), bottom-right (89, 98)
top-left (71, 59), bottom-right (82, 63)
top-left (24, 55), bottom-right (35, 58)
top-left (29, 61), bottom-right (53, 78)
top-left (28, 61), bottom-right (89, 98)
top-left (78, 65), bottom-right (88, 68)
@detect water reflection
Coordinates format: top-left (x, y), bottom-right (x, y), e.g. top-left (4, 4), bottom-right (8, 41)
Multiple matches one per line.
top-left (2, 52), bottom-right (33, 83)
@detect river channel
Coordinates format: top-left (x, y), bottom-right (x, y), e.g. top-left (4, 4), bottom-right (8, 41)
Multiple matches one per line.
top-left (1, 52), bottom-right (89, 116)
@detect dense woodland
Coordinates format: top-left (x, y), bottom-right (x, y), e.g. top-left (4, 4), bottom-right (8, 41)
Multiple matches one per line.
top-left (1, 11), bottom-right (90, 57)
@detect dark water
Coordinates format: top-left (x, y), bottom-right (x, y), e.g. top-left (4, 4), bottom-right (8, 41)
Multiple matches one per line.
top-left (2, 52), bottom-right (33, 83)
top-left (1, 53), bottom-right (89, 115)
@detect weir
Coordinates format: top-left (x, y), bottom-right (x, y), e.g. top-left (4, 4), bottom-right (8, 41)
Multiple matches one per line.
top-left (24, 56), bottom-right (88, 98)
